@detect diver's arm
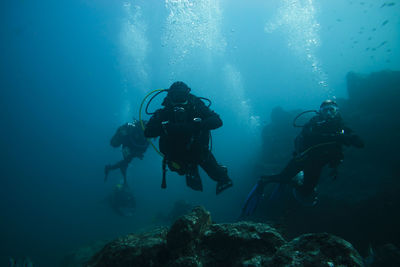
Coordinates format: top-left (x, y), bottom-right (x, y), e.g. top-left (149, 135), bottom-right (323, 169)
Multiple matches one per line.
top-left (332, 123), bottom-right (364, 148)
top-left (340, 126), bottom-right (364, 148)
top-left (195, 98), bottom-right (222, 130)
top-left (144, 109), bottom-right (165, 138)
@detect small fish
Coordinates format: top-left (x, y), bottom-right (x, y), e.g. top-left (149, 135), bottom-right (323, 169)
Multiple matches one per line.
top-left (381, 20), bottom-right (389, 26)
top-left (372, 48), bottom-right (376, 51)
top-left (379, 41), bottom-right (388, 47)
top-left (368, 37), bottom-right (372, 40)
top-left (360, 2), bottom-right (365, 5)
top-left (387, 3), bottom-right (395, 7)
top-left (387, 49), bottom-right (392, 52)
top-left (366, 47), bottom-right (370, 51)
top-left (380, 3), bottom-right (386, 8)
top-left (372, 28), bottom-right (376, 31)
top-left (336, 18), bottom-right (342, 22)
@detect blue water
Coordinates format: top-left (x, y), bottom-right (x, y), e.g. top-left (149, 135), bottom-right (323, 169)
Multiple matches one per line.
top-left (1, 0), bottom-right (399, 265)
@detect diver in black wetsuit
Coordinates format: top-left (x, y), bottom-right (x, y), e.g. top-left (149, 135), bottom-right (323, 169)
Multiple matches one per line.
top-left (105, 120), bottom-right (149, 185)
top-left (262, 100), bottom-right (364, 204)
top-left (241, 100), bottom-right (364, 217)
top-left (144, 81), bottom-right (233, 195)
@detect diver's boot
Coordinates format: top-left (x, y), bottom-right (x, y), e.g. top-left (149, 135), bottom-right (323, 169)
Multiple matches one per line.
top-left (216, 166), bottom-right (233, 195)
top-left (216, 178), bottom-right (233, 195)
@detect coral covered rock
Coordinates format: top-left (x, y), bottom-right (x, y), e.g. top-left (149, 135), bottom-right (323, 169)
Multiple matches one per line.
top-left (270, 233), bottom-right (364, 267)
top-left (87, 227), bottom-right (169, 267)
top-left (200, 222), bottom-right (285, 266)
top-left (87, 207), bottom-right (363, 267)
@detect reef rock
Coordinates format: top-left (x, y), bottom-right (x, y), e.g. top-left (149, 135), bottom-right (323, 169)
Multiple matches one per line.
top-left (270, 233), bottom-right (364, 267)
top-left (87, 206), bottom-right (363, 267)
top-left (87, 227), bottom-right (169, 267)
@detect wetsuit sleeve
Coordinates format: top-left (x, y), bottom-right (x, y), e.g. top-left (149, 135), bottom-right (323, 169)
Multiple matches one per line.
top-left (341, 125), bottom-right (364, 148)
top-left (195, 98), bottom-right (223, 130)
top-left (144, 109), bottom-right (165, 138)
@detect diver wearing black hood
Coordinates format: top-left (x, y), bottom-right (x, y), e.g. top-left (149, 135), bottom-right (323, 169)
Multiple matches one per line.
top-left (144, 81), bottom-right (233, 194)
top-left (105, 120), bottom-right (149, 185)
top-left (241, 100), bottom-right (364, 217)
top-left (266, 100), bottom-right (364, 203)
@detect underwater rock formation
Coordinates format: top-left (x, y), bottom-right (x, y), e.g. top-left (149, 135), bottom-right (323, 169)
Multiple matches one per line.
top-left (87, 206), bottom-right (363, 267)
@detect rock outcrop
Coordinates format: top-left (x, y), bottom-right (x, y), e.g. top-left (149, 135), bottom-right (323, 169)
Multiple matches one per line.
top-left (87, 206), bottom-right (363, 267)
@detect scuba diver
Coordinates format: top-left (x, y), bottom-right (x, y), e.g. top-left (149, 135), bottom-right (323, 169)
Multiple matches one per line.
top-left (241, 100), bottom-right (364, 217)
top-left (144, 81), bottom-right (233, 194)
top-left (109, 183), bottom-right (136, 217)
top-left (105, 119), bottom-right (149, 185)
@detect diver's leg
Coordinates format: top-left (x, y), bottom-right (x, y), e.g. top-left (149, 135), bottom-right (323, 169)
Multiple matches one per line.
top-left (298, 160), bottom-right (323, 196)
top-left (120, 156), bottom-right (134, 186)
top-left (105, 161), bottom-right (124, 182)
top-left (185, 164), bottom-right (203, 191)
top-left (262, 157), bottom-right (305, 184)
top-left (200, 151), bottom-right (233, 194)
top-left (106, 162), bottom-right (120, 171)
top-left (199, 151), bottom-right (228, 182)
top-left (105, 158), bottom-right (131, 184)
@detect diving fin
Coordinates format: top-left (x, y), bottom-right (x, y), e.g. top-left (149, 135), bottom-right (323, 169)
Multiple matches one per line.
top-left (216, 178), bottom-right (233, 195)
top-left (268, 183), bottom-right (288, 202)
top-left (240, 180), bottom-right (267, 218)
top-left (240, 174), bottom-right (288, 218)
top-left (185, 166), bottom-right (203, 191)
